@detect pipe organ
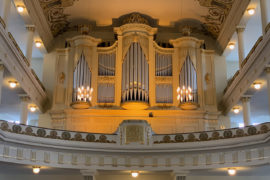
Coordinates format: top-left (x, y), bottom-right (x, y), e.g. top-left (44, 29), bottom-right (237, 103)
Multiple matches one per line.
top-left (121, 42), bottom-right (149, 103)
top-left (98, 53), bottom-right (116, 76)
top-left (155, 52), bottom-right (172, 76)
top-left (178, 55), bottom-right (198, 103)
top-left (51, 23), bottom-right (219, 134)
top-left (73, 53), bottom-right (92, 102)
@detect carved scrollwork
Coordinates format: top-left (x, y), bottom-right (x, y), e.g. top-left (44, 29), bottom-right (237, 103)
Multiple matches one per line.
top-left (86, 134), bottom-right (96, 142)
top-left (196, 0), bottom-right (235, 37)
top-left (248, 126), bottom-right (257, 135)
top-left (37, 129), bottom-right (46, 137)
top-left (61, 131), bottom-right (71, 140)
top-left (123, 13), bottom-right (149, 25)
top-left (12, 125), bottom-right (22, 133)
top-left (1, 122), bottom-right (9, 131)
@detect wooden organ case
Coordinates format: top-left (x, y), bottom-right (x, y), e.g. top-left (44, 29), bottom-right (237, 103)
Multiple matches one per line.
top-left (50, 23), bottom-right (219, 134)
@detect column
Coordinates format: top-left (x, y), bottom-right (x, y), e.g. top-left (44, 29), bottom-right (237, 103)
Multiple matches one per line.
top-left (25, 25), bottom-right (35, 65)
top-left (1, 0), bottom-right (11, 26)
top-left (80, 170), bottom-right (96, 180)
top-left (0, 64), bottom-right (4, 104)
top-left (265, 67), bottom-right (270, 114)
top-left (260, 0), bottom-right (269, 35)
top-left (19, 95), bottom-right (30, 125)
top-left (236, 26), bottom-right (245, 69)
top-left (174, 171), bottom-right (189, 180)
top-left (241, 96), bottom-right (251, 126)
top-left (175, 176), bottom-right (186, 180)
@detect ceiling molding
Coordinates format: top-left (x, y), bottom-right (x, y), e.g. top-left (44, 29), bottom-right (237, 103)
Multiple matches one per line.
top-left (23, 0), bottom-right (54, 51)
top-left (217, 0), bottom-right (250, 52)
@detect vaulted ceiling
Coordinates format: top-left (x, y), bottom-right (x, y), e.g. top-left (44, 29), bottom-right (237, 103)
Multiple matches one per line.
top-left (38, 0), bottom-right (234, 37)
top-left (24, 0), bottom-right (249, 52)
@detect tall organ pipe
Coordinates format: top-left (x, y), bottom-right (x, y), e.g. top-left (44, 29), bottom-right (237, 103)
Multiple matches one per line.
top-left (73, 53), bottom-right (92, 102)
top-left (179, 55), bottom-right (197, 102)
top-left (122, 42), bottom-right (149, 103)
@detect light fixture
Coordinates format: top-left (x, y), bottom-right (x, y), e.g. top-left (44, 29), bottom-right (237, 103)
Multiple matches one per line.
top-left (29, 105), bottom-right (37, 112)
top-left (228, 43), bottom-right (235, 50)
top-left (131, 171), bottom-right (139, 178)
top-left (8, 81), bottom-right (17, 88)
top-left (247, 8), bottom-right (255, 15)
top-left (228, 168), bottom-right (236, 176)
top-left (35, 41), bottom-right (42, 48)
top-left (253, 82), bottom-right (262, 90)
top-left (32, 166), bottom-right (40, 174)
top-left (232, 107), bottom-right (240, 114)
top-left (17, 5), bottom-right (24, 13)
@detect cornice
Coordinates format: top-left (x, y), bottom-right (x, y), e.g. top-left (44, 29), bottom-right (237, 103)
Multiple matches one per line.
top-left (23, 0), bottom-right (54, 51)
top-left (221, 26), bottom-right (270, 114)
top-left (217, 0), bottom-right (250, 53)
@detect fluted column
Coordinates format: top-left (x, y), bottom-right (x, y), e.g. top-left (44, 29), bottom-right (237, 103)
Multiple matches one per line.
top-left (260, 0), bottom-right (269, 35)
top-left (241, 96), bottom-right (251, 126)
top-left (0, 64), bottom-right (4, 104)
top-left (1, 0), bottom-right (11, 27)
top-left (236, 26), bottom-right (245, 69)
top-left (19, 95), bottom-right (30, 125)
top-left (265, 67), bottom-right (270, 114)
top-left (80, 170), bottom-right (96, 180)
top-left (25, 25), bottom-right (35, 65)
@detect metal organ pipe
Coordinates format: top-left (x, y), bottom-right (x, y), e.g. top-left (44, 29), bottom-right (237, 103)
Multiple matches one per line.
top-left (73, 53), bottom-right (92, 102)
top-left (122, 42), bottom-right (149, 103)
top-left (179, 55), bottom-right (197, 103)
top-left (155, 52), bottom-right (172, 76)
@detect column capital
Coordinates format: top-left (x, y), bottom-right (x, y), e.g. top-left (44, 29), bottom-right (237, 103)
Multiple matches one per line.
top-left (241, 95), bottom-right (251, 103)
top-left (236, 26), bottom-right (246, 33)
top-left (80, 169), bottom-right (96, 176)
top-left (25, 25), bottom-right (35, 32)
top-left (173, 170), bottom-right (189, 177)
top-left (19, 94), bottom-right (30, 102)
top-left (0, 64), bottom-right (4, 71)
top-left (265, 66), bottom-right (270, 74)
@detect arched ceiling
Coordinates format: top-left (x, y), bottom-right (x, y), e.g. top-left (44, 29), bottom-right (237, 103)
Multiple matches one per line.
top-left (38, 0), bottom-right (235, 38)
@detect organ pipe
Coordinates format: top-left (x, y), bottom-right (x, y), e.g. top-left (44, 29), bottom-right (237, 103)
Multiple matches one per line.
top-left (122, 42), bottom-right (149, 103)
top-left (155, 52), bottom-right (172, 76)
top-left (178, 55), bottom-right (197, 103)
top-left (73, 53), bottom-right (92, 102)
top-left (98, 53), bottom-right (116, 76)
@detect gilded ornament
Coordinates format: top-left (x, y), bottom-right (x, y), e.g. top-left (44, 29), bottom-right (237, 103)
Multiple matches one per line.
top-left (99, 135), bottom-right (107, 142)
top-left (199, 132), bottom-right (208, 141)
top-left (1, 122), bottom-right (9, 131)
top-left (260, 125), bottom-right (269, 133)
top-left (236, 129), bottom-right (244, 137)
top-left (74, 133), bottom-right (82, 141)
top-left (188, 133), bottom-right (196, 141)
top-left (37, 129), bottom-right (46, 137)
top-left (223, 130), bottom-right (232, 138)
top-left (12, 125), bottom-right (22, 133)
top-left (163, 135), bottom-right (171, 143)
top-left (49, 130), bottom-right (58, 138)
top-left (212, 131), bottom-right (220, 139)
top-left (175, 134), bottom-right (184, 142)
top-left (25, 127), bottom-right (33, 135)
top-left (248, 126), bottom-right (257, 135)
top-left (61, 132), bottom-right (71, 140)
top-left (86, 134), bottom-right (96, 142)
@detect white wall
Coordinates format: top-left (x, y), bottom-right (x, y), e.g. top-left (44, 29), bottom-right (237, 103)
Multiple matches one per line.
top-left (214, 55), bottom-right (227, 103)
top-left (226, 61), bottom-right (239, 80)
top-left (32, 58), bottom-right (44, 80)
